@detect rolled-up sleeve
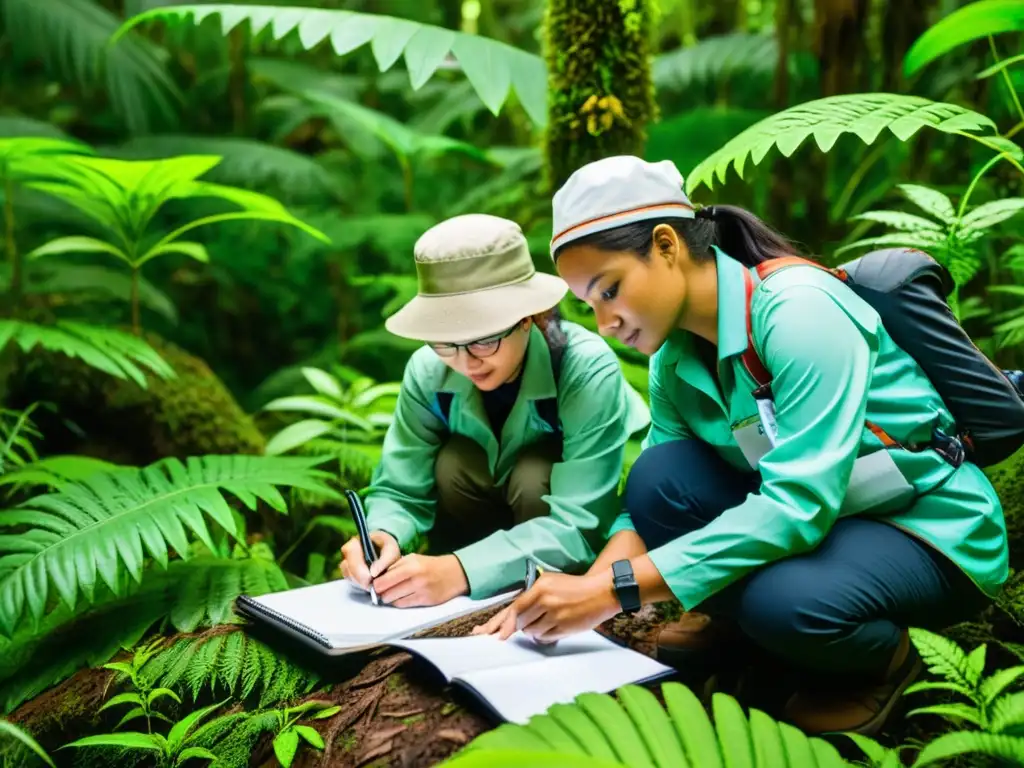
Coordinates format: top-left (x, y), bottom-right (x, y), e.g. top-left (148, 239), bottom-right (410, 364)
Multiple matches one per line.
top-left (454, 353), bottom-right (634, 597)
top-left (647, 281), bottom-right (878, 609)
top-left (364, 352), bottom-right (446, 551)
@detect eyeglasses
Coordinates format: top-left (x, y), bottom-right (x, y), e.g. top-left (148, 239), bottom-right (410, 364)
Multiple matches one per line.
top-left (429, 323), bottom-right (520, 359)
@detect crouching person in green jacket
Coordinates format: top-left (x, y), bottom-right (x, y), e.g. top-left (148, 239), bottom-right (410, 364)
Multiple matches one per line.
top-left (475, 156), bottom-right (1010, 737)
top-left (340, 213), bottom-right (649, 609)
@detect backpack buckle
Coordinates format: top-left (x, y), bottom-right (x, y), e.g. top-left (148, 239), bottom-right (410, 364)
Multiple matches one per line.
top-left (931, 428), bottom-right (965, 468)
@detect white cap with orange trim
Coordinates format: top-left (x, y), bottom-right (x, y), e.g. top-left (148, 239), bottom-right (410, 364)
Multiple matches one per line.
top-left (549, 155), bottom-right (696, 258)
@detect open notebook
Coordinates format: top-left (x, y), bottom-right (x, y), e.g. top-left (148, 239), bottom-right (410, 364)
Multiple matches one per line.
top-left (392, 630), bottom-right (674, 725)
top-left (237, 579), bottom-right (675, 724)
top-left (235, 578), bottom-right (517, 655)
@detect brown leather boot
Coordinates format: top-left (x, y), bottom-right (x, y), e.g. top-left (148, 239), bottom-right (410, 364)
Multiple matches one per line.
top-left (782, 629), bottom-right (923, 736)
top-left (655, 612), bottom-right (739, 688)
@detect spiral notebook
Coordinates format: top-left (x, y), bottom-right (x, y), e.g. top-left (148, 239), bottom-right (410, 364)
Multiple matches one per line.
top-left (235, 578), bottom-right (517, 656)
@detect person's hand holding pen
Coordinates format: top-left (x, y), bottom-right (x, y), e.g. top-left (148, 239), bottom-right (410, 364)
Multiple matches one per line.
top-left (341, 531), bottom-right (401, 594)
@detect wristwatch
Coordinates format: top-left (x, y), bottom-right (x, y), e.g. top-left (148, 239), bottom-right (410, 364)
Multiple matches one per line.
top-left (611, 559), bottom-right (641, 613)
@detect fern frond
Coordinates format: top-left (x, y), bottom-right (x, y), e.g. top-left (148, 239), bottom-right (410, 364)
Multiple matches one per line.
top-left (910, 629), bottom-right (981, 699)
top-left (850, 210), bottom-right (944, 232)
top-left (686, 94), bottom-right (1010, 193)
top-left (905, 702), bottom-right (982, 726)
top-left (898, 184), bottom-right (957, 223)
top-left (653, 33), bottom-right (778, 91)
top-left (0, 454), bottom-right (337, 635)
top-left (0, 319), bottom-right (174, 388)
top-left (989, 691), bottom-right (1024, 735)
top-left (169, 554), bottom-right (288, 632)
top-left (910, 731), bottom-right (1024, 767)
top-left (142, 627), bottom-right (320, 706)
top-left (0, 556), bottom-right (281, 714)
top-left (0, 0), bottom-right (181, 133)
top-left (108, 135), bottom-right (341, 203)
top-left (959, 199), bottom-right (1024, 237)
top-left (116, 4), bottom-right (547, 125)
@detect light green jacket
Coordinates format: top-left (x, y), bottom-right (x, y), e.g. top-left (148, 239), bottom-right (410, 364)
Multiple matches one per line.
top-left (365, 321), bottom-right (650, 598)
top-left (612, 246), bottom-right (1009, 609)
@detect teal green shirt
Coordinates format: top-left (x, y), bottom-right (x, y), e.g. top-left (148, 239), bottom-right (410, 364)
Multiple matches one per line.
top-left (612, 247), bottom-right (1008, 609)
top-left (365, 321), bottom-right (650, 598)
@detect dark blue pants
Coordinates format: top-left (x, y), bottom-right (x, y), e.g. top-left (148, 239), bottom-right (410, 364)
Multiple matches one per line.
top-left (625, 439), bottom-right (989, 683)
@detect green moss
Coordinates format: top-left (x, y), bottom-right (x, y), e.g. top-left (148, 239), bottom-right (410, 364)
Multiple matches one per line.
top-left (337, 728), bottom-right (358, 752)
top-left (985, 445), bottom-right (1024, 570)
top-left (12, 330), bottom-right (265, 463)
top-left (542, 0), bottom-right (658, 192)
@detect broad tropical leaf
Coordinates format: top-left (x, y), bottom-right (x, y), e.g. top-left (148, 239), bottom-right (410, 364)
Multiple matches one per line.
top-left (0, 454), bottom-right (338, 635)
top-left (904, 0), bottom-right (1024, 77)
top-left (0, 319), bottom-right (173, 387)
top-left (455, 684), bottom-right (852, 767)
top-left (0, 0), bottom-right (181, 134)
top-left (685, 94), bottom-right (1012, 193)
top-left (114, 4), bottom-right (548, 125)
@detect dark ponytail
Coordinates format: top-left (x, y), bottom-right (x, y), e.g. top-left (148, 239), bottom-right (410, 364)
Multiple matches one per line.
top-left (552, 204), bottom-right (799, 267)
top-left (532, 305), bottom-right (568, 376)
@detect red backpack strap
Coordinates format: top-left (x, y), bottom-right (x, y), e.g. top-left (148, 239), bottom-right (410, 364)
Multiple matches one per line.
top-left (741, 257), bottom-right (847, 388)
top-left (740, 258), bottom-right (902, 449)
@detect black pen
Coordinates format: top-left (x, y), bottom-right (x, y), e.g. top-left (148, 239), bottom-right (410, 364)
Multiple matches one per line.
top-left (344, 489), bottom-right (380, 605)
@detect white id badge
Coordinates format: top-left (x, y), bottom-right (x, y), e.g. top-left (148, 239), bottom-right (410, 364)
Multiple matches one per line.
top-left (732, 415), bottom-right (774, 469)
top-left (840, 449), bottom-right (916, 515)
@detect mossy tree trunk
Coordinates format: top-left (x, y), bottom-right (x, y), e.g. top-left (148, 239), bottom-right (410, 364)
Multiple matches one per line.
top-left (542, 0), bottom-right (658, 193)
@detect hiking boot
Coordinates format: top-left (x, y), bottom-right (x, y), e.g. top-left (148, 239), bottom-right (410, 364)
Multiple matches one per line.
top-left (781, 629), bottom-right (923, 736)
top-left (655, 612), bottom-right (738, 685)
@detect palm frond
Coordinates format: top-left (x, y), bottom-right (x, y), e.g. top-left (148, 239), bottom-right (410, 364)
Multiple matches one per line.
top-left (0, 0), bottom-right (182, 134)
top-left (0, 454), bottom-right (338, 635)
top-left (0, 556), bottom-right (287, 714)
top-left (106, 135), bottom-right (342, 203)
top-left (685, 94), bottom-right (1016, 193)
top-left (0, 319), bottom-right (173, 388)
top-left (115, 4), bottom-right (547, 125)
top-left (653, 33), bottom-right (778, 91)
top-left (140, 626), bottom-right (320, 706)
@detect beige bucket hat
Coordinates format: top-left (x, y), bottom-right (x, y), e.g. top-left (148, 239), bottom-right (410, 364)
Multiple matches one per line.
top-left (385, 214), bottom-right (568, 343)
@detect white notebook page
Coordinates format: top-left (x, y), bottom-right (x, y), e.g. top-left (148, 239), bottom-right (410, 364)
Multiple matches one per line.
top-left (250, 579), bottom-right (515, 647)
top-left (396, 631), bottom-right (673, 724)
top-left (392, 630), bottom-right (625, 681)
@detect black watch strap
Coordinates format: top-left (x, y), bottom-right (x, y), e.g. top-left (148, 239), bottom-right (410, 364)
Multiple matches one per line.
top-left (612, 559), bottom-right (641, 613)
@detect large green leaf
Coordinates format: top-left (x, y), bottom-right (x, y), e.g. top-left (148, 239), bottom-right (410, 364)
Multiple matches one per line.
top-left (0, 0), bottom-right (181, 134)
top-left (0, 719), bottom-right (55, 767)
top-left (114, 4), bottom-right (548, 126)
top-left (0, 319), bottom-right (174, 388)
top-left (685, 93), bottom-right (1013, 194)
top-left (0, 454), bottom-right (338, 635)
top-left (452, 684), bottom-right (853, 767)
top-left (107, 135), bottom-right (341, 202)
top-left (904, 0), bottom-right (1024, 77)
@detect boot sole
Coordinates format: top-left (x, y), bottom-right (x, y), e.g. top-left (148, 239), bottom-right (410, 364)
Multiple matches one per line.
top-left (816, 655), bottom-right (925, 739)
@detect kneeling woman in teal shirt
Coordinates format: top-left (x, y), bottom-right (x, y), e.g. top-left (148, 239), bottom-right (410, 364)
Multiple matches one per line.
top-left (476, 156), bottom-right (1010, 737)
top-left (340, 213), bottom-right (647, 609)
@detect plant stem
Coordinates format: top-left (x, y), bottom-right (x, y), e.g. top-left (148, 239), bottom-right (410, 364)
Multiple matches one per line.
top-left (131, 267), bottom-right (140, 336)
top-left (989, 36), bottom-right (1024, 126)
top-left (957, 152), bottom-right (1006, 221)
top-left (1007, 120), bottom-right (1024, 140)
